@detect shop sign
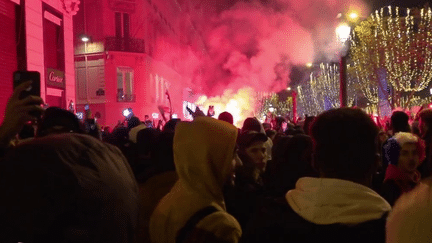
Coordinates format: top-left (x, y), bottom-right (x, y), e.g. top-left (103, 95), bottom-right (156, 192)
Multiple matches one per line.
top-left (46, 68), bottom-right (65, 89)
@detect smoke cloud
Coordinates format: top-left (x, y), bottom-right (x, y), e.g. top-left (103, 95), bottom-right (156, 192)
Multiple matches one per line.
top-left (191, 0), bottom-right (370, 96)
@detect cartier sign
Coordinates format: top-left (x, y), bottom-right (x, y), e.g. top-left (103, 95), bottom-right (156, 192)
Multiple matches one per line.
top-left (46, 68), bottom-right (65, 89)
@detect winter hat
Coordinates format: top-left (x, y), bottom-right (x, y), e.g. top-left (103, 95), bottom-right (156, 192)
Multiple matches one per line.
top-left (383, 132), bottom-right (425, 166)
top-left (237, 131), bottom-right (268, 150)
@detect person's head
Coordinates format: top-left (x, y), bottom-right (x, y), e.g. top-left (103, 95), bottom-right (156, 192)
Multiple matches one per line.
top-left (173, 117), bottom-right (239, 199)
top-left (237, 131), bottom-right (268, 172)
top-left (262, 123), bottom-right (272, 131)
top-left (266, 134), bottom-right (316, 194)
top-left (265, 129), bottom-right (277, 141)
top-left (0, 133), bottom-right (138, 241)
top-left (163, 118), bottom-right (181, 133)
top-left (127, 116), bottom-right (141, 131)
top-left (391, 111), bottom-right (410, 134)
top-left (37, 107), bottom-right (83, 137)
top-left (136, 128), bottom-right (161, 158)
top-left (383, 132), bottom-right (425, 173)
top-left (311, 108), bottom-right (379, 184)
top-left (303, 116), bottom-right (316, 135)
top-left (218, 111), bottom-right (234, 125)
top-left (242, 117), bottom-right (262, 133)
top-left (418, 109), bottom-right (432, 138)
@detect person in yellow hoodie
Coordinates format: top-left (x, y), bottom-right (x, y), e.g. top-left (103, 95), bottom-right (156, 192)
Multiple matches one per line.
top-left (149, 116), bottom-right (242, 243)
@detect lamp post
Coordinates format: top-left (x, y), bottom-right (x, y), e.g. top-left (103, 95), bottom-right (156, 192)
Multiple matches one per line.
top-left (336, 23), bottom-right (351, 107)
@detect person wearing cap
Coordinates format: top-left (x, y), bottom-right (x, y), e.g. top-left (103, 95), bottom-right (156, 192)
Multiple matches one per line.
top-left (241, 117), bottom-right (272, 166)
top-left (381, 111), bottom-right (411, 174)
top-left (381, 132), bottom-right (425, 206)
top-left (237, 131), bottom-right (268, 173)
top-left (224, 131), bottom-right (268, 229)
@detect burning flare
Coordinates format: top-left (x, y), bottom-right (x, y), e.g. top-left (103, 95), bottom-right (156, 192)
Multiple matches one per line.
top-left (196, 87), bottom-right (257, 127)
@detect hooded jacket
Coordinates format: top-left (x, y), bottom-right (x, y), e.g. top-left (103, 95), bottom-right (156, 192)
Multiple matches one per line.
top-left (0, 133), bottom-right (139, 243)
top-left (241, 177), bottom-right (391, 243)
top-left (149, 117), bottom-right (242, 243)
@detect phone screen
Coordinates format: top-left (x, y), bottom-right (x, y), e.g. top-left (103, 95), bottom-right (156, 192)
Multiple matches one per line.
top-left (13, 71), bottom-right (41, 99)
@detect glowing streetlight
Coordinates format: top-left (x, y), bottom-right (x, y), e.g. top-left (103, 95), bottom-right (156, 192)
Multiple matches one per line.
top-left (306, 62), bottom-right (313, 68)
top-left (348, 12), bottom-right (359, 21)
top-left (269, 107), bottom-right (275, 112)
top-left (336, 23), bottom-right (351, 43)
top-left (287, 87), bottom-right (292, 91)
top-left (81, 35), bottom-right (90, 42)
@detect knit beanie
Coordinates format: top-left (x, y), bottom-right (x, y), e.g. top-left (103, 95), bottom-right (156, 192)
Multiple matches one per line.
top-left (383, 132), bottom-right (425, 166)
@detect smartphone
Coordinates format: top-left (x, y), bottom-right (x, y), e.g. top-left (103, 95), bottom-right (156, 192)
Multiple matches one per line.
top-left (13, 71), bottom-right (41, 99)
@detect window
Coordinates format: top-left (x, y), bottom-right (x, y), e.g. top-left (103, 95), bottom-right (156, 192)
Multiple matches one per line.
top-left (43, 10), bottom-right (64, 71)
top-left (154, 74), bottom-right (170, 104)
top-left (117, 67), bottom-right (134, 102)
top-left (115, 12), bottom-right (130, 39)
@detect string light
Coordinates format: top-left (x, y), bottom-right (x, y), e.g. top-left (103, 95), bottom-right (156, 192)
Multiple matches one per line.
top-left (350, 6), bottom-right (432, 108)
top-left (257, 93), bottom-right (293, 121)
top-left (297, 63), bottom-right (357, 117)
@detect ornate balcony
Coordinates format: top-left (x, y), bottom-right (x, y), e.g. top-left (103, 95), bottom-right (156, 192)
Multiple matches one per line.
top-left (105, 37), bottom-right (145, 53)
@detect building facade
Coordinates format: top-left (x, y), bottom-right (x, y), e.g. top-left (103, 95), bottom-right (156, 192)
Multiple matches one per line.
top-left (74, 0), bottom-right (207, 127)
top-left (0, 0), bottom-right (76, 123)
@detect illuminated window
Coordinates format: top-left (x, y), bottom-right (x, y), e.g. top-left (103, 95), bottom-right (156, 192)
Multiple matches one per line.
top-left (117, 67), bottom-right (134, 102)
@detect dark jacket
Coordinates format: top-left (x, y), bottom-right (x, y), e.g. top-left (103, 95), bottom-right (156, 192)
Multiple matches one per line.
top-left (380, 164), bottom-right (420, 206)
top-left (0, 133), bottom-right (139, 243)
top-left (241, 197), bottom-right (388, 243)
top-left (241, 177), bottom-right (391, 243)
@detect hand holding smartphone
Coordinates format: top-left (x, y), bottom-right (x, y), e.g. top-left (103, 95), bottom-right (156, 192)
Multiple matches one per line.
top-left (13, 71), bottom-right (42, 118)
top-left (13, 71), bottom-right (41, 99)
top-left (0, 71), bottom-right (43, 145)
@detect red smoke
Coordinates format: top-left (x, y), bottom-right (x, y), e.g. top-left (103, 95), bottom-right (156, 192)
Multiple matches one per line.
top-left (194, 0), bottom-right (370, 96)
top-left (156, 0), bottom-right (371, 124)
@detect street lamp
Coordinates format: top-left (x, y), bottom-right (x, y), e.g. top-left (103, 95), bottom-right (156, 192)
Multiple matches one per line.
top-left (80, 34), bottom-right (90, 42)
top-left (336, 23), bottom-right (351, 43)
top-left (336, 22), bottom-right (352, 107)
top-left (348, 12), bottom-right (359, 21)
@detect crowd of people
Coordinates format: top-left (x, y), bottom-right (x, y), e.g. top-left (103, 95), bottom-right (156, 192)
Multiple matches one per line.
top-left (1, 81), bottom-right (432, 242)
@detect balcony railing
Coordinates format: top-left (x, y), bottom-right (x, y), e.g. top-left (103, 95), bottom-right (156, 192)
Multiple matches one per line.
top-left (105, 37), bottom-right (145, 53)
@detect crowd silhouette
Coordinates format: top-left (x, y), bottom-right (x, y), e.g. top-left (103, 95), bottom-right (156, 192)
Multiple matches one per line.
top-left (0, 81), bottom-right (431, 243)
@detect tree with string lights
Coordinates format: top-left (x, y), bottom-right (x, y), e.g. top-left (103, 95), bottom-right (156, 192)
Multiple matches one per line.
top-left (256, 93), bottom-right (292, 122)
top-left (350, 5), bottom-right (432, 109)
top-left (298, 63), bottom-right (357, 116)
top-left (297, 83), bottom-right (322, 117)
